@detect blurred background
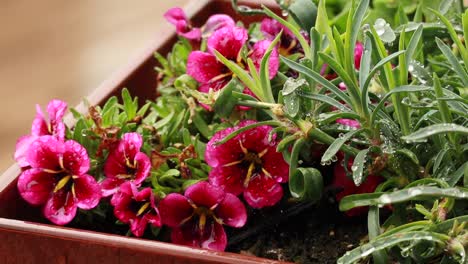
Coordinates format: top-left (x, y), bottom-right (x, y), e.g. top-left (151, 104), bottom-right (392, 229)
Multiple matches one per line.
top-left (0, 0), bottom-right (188, 173)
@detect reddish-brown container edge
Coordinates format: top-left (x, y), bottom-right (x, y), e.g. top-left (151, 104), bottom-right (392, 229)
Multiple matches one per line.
top-left (0, 0), bottom-right (290, 263)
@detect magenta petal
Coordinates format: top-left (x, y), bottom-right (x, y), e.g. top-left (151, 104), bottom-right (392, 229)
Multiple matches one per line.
top-left (130, 217), bottom-right (148, 237)
top-left (43, 190), bottom-right (77, 225)
top-left (200, 222), bottom-right (227, 251)
top-left (336, 118), bottom-right (361, 129)
top-left (143, 211), bottom-right (161, 227)
top-left (179, 28), bottom-right (202, 40)
top-left (203, 14), bottom-right (235, 36)
top-left (262, 146), bottom-right (289, 183)
top-left (112, 192), bottom-right (136, 223)
top-left (47, 99), bottom-right (67, 121)
top-left (185, 181), bottom-right (225, 209)
top-left (103, 151), bottom-right (126, 179)
top-left (120, 133), bottom-right (143, 159)
top-left (205, 126), bottom-right (243, 167)
top-left (31, 105), bottom-right (49, 136)
top-left (207, 26), bottom-right (247, 60)
top-left (133, 152), bottom-right (151, 184)
top-left (17, 169), bottom-right (55, 205)
top-left (237, 122), bottom-right (275, 153)
top-left (171, 221), bottom-right (227, 251)
top-left (73, 174), bottom-right (101, 210)
top-left (14, 135), bottom-right (37, 167)
top-left (159, 193), bottom-right (193, 227)
top-left (100, 178), bottom-right (124, 197)
top-left (133, 187), bottom-right (152, 202)
top-left (63, 140), bottom-right (90, 175)
top-left (215, 193), bottom-right (246, 228)
top-left (249, 40), bottom-right (279, 79)
top-left (187, 51), bottom-right (224, 83)
top-left (164, 7), bottom-right (188, 26)
top-left (26, 136), bottom-right (62, 170)
top-left (243, 176), bottom-right (283, 208)
top-left (208, 166), bottom-right (245, 196)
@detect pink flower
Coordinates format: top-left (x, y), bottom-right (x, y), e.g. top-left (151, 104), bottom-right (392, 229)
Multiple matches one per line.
top-left (332, 155), bottom-right (382, 217)
top-left (17, 136), bottom-right (101, 225)
top-left (159, 181), bottom-right (247, 251)
top-left (101, 133), bottom-right (151, 197)
top-left (164, 7), bottom-right (201, 40)
top-left (111, 182), bottom-right (161, 237)
top-left (164, 8), bottom-right (234, 41)
top-left (15, 99), bottom-right (67, 167)
top-left (187, 26), bottom-right (279, 109)
top-left (336, 118), bottom-right (361, 129)
top-left (205, 120), bottom-right (289, 208)
top-left (354, 42), bottom-right (364, 70)
top-left (260, 18), bottom-right (299, 56)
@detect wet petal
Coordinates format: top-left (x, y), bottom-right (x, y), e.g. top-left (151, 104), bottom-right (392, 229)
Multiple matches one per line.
top-left (14, 135), bottom-right (37, 167)
top-left (215, 193), bottom-right (246, 228)
top-left (26, 136), bottom-right (62, 170)
top-left (185, 181), bottom-right (225, 209)
top-left (171, 221), bottom-right (227, 251)
top-left (112, 191), bottom-right (136, 223)
top-left (100, 177), bottom-right (124, 197)
top-left (205, 126), bottom-right (243, 167)
top-left (103, 151), bottom-right (127, 179)
top-left (133, 152), bottom-right (151, 184)
top-left (207, 26), bottom-right (247, 60)
top-left (31, 105), bottom-right (49, 136)
top-left (187, 51), bottom-right (224, 83)
top-left (159, 193), bottom-right (193, 227)
top-left (208, 166), bottom-right (245, 196)
top-left (262, 146), bottom-right (289, 183)
top-left (249, 40), bottom-right (279, 79)
top-left (120, 132), bottom-right (143, 160)
top-left (260, 18), bottom-right (294, 40)
top-left (73, 174), bottom-right (101, 210)
top-left (17, 169), bottom-right (55, 205)
top-left (43, 190), bottom-right (77, 225)
top-left (133, 187), bottom-right (152, 202)
top-left (237, 121), bottom-right (275, 153)
top-left (203, 14), bottom-right (235, 36)
top-left (130, 217), bottom-right (148, 237)
top-left (243, 176), bottom-right (283, 208)
top-left (336, 118), bottom-right (361, 129)
top-left (63, 140), bottom-right (90, 175)
top-left (47, 99), bottom-right (67, 121)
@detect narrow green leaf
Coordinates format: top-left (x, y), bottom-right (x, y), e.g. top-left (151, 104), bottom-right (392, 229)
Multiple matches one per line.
top-left (402, 123), bottom-right (468, 143)
top-left (287, 0), bottom-right (317, 32)
top-left (435, 38), bottom-right (468, 86)
top-left (352, 149), bottom-right (370, 186)
top-left (321, 129), bottom-right (364, 163)
top-left (340, 186), bottom-right (468, 211)
top-left (260, 32), bottom-right (282, 103)
top-left (121, 88), bottom-right (137, 121)
top-left (296, 91), bottom-right (351, 112)
top-left (215, 120), bottom-right (282, 145)
top-left (213, 78), bottom-right (241, 118)
top-left (405, 24), bottom-right (423, 67)
top-left (345, 0), bottom-right (369, 77)
top-left (315, 0), bottom-right (338, 58)
top-left (337, 231), bottom-right (446, 264)
top-left (370, 85), bottom-right (431, 125)
top-left (281, 56), bottom-right (353, 106)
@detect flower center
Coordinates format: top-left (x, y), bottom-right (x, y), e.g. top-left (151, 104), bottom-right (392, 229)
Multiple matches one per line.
top-left (130, 200), bottom-right (151, 217)
top-left (117, 158), bottom-right (138, 180)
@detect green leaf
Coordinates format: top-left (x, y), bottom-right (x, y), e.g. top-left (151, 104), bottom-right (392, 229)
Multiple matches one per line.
top-left (281, 56), bottom-right (353, 106)
top-left (352, 148), bottom-right (371, 186)
top-left (345, 0), bottom-right (369, 78)
top-left (315, 0), bottom-right (338, 59)
top-left (263, 6), bottom-right (311, 58)
top-left (296, 91), bottom-right (351, 112)
top-left (339, 186), bottom-right (468, 211)
top-left (121, 88), bottom-right (137, 121)
top-left (435, 38), bottom-right (468, 86)
top-left (321, 129), bottom-right (364, 163)
top-left (402, 123), bottom-right (468, 143)
top-left (260, 32), bottom-right (282, 103)
top-left (370, 85), bottom-right (431, 125)
top-left (367, 206), bottom-right (388, 264)
top-left (215, 120), bottom-right (282, 145)
top-left (213, 78), bottom-right (241, 118)
top-left (289, 167), bottom-right (323, 201)
top-left (337, 231), bottom-right (446, 264)
top-left (287, 0), bottom-right (317, 32)
top-left (212, 50), bottom-right (260, 100)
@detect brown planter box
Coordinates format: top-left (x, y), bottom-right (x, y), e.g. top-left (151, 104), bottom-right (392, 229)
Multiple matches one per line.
top-left (0, 0), bottom-right (288, 263)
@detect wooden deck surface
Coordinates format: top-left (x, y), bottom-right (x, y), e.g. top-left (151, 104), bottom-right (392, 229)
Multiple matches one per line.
top-left (0, 0), bottom-right (188, 172)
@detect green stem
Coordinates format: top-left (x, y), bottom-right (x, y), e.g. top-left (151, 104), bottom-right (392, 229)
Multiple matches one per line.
top-left (307, 126), bottom-right (359, 156)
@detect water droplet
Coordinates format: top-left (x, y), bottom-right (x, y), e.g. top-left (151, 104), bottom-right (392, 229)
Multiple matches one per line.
top-left (281, 10), bottom-right (289, 16)
top-left (351, 165), bottom-right (358, 172)
top-left (379, 194), bottom-right (391, 203)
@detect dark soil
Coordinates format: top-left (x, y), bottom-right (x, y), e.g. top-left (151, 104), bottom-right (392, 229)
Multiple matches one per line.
top-left (227, 201), bottom-right (368, 263)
